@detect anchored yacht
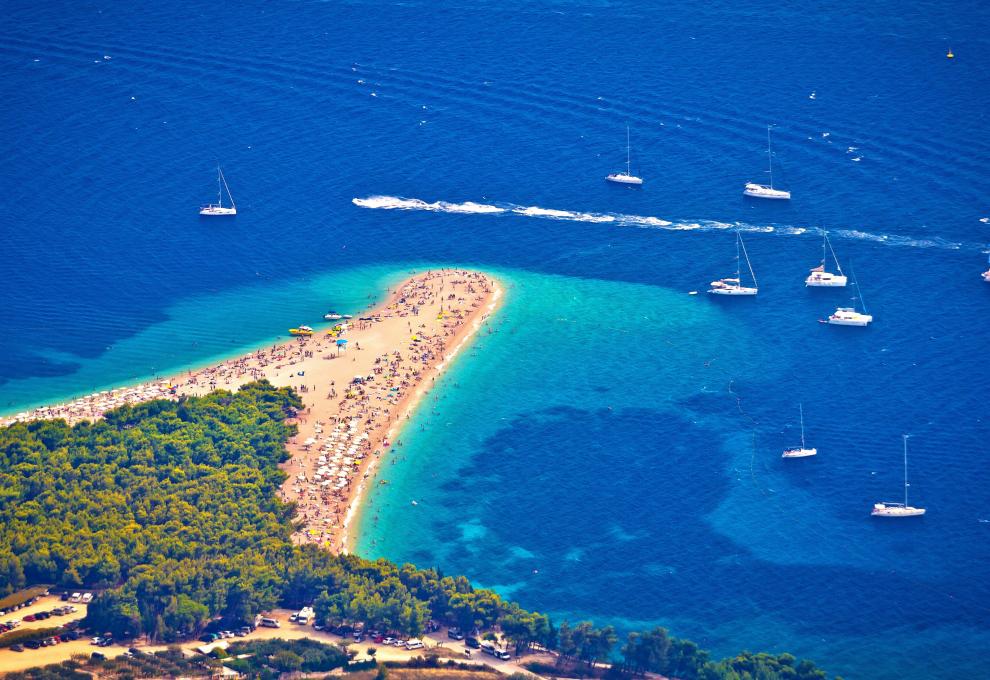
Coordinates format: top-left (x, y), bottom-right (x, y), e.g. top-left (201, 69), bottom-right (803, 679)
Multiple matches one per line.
top-left (872, 436), bottom-right (926, 517)
top-left (744, 125), bottom-right (791, 200)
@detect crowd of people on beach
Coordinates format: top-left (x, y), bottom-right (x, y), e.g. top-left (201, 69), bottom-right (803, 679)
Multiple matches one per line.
top-left (280, 271), bottom-right (493, 550)
top-left (1, 269), bottom-right (496, 554)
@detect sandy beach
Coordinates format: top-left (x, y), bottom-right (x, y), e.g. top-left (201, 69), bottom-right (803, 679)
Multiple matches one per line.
top-left (1, 269), bottom-right (501, 553)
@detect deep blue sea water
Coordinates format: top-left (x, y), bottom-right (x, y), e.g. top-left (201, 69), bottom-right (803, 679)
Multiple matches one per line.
top-left (2, 1), bottom-right (989, 678)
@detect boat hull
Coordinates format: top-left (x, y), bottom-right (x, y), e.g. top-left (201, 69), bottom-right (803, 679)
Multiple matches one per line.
top-left (782, 447), bottom-right (817, 458)
top-left (806, 274), bottom-right (848, 287)
top-left (825, 316), bottom-right (871, 326)
top-left (606, 173), bottom-right (643, 185)
top-left (871, 503), bottom-right (926, 517)
top-left (708, 287), bottom-right (758, 296)
top-left (200, 206), bottom-right (237, 216)
top-left (743, 183), bottom-right (790, 200)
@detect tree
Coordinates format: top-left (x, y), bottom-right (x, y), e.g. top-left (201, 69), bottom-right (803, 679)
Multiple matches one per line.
top-left (622, 627), bottom-right (671, 675)
top-left (273, 650), bottom-right (303, 672)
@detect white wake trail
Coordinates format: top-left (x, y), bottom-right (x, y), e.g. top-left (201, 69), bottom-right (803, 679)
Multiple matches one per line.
top-left (352, 195), bottom-right (972, 251)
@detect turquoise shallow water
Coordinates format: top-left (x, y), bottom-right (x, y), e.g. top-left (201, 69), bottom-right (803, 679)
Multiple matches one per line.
top-left (0, 265), bottom-right (411, 414)
top-left (3, 0), bottom-right (990, 677)
top-left (356, 267), bottom-right (990, 680)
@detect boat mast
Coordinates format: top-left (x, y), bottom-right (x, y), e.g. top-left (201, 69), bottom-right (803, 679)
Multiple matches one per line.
top-left (850, 264), bottom-right (866, 312)
top-left (626, 125), bottom-right (632, 176)
top-left (766, 125), bottom-right (774, 190)
top-left (735, 231), bottom-right (742, 282)
top-left (901, 434), bottom-right (908, 508)
top-left (799, 403), bottom-right (806, 449)
top-left (216, 165), bottom-right (223, 207)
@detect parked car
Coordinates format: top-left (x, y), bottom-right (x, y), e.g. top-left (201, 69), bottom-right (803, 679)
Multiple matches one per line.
top-left (98, 638), bottom-right (113, 647)
top-left (465, 636), bottom-right (481, 649)
top-left (448, 628), bottom-right (465, 640)
top-left (129, 647), bottom-right (143, 656)
top-left (24, 640), bottom-right (42, 649)
top-left (199, 633), bottom-right (218, 643)
top-left (59, 593), bottom-right (70, 601)
top-left (70, 593), bottom-right (82, 603)
top-left (23, 614), bottom-right (36, 622)
top-left (81, 593), bottom-right (93, 604)
top-left (10, 644), bottom-right (24, 652)
top-left (372, 634), bottom-right (384, 643)
top-left (405, 639), bottom-right (425, 650)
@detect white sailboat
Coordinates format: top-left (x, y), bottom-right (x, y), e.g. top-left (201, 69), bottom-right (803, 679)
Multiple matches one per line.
top-left (744, 125), bottom-right (791, 200)
top-left (982, 254), bottom-right (990, 283)
top-left (872, 435), bottom-right (926, 517)
top-left (605, 126), bottom-right (643, 185)
top-left (822, 269), bottom-right (872, 326)
top-left (200, 165), bottom-right (237, 216)
top-left (806, 230), bottom-right (848, 287)
top-left (709, 230), bottom-right (758, 296)
top-left (782, 403), bottom-right (817, 458)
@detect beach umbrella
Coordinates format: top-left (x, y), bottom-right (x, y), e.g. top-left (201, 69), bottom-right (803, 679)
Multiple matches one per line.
top-left (336, 339), bottom-right (348, 346)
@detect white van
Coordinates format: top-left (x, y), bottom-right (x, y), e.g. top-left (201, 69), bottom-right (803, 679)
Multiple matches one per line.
top-left (405, 639), bottom-right (424, 650)
top-left (259, 617), bottom-right (280, 628)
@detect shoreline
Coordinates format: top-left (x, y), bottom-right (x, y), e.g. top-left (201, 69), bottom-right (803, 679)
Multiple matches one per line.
top-left (0, 268), bottom-right (412, 425)
top-left (340, 284), bottom-right (504, 554)
top-left (2, 268), bottom-right (501, 554)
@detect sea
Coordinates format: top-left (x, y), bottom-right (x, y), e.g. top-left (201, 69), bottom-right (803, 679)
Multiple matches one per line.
top-left (1, 1), bottom-right (989, 678)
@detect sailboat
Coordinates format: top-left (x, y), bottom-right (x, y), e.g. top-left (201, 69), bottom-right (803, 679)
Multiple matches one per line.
top-left (708, 230), bottom-right (758, 296)
top-left (806, 229), bottom-right (848, 287)
top-left (822, 267), bottom-right (871, 326)
top-left (200, 165), bottom-right (237, 216)
top-left (782, 403), bottom-right (817, 458)
top-left (982, 254), bottom-right (990, 283)
top-left (872, 435), bottom-right (926, 517)
top-left (744, 125), bottom-right (791, 200)
top-left (605, 126), bottom-right (643, 185)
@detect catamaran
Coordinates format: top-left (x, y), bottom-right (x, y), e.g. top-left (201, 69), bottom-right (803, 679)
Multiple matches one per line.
top-left (709, 230), bottom-right (758, 296)
top-left (605, 126), bottom-right (643, 185)
top-left (806, 229), bottom-right (848, 287)
top-left (744, 125), bottom-right (791, 200)
top-left (872, 435), bottom-right (926, 517)
top-left (822, 269), bottom-right (871, 326)
top-left (200, 165), bottom-right (237, 216)
top-left (782, 403), bottom-right (817, 458)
